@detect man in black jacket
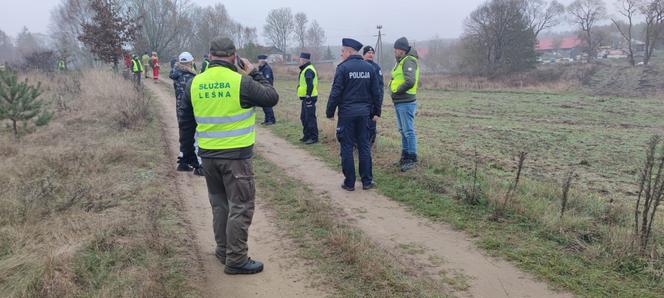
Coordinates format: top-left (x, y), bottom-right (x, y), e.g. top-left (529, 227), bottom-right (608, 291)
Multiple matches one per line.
top-left (257, 54), bottom-right (276, 125)
top-left (180, 37), bottom-right (279, 275)
top-left (327, 38), bottom-right (381, 191)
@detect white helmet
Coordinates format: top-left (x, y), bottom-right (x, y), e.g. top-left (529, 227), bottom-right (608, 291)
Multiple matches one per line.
top-left (178, 52), bottom-right (194, 63)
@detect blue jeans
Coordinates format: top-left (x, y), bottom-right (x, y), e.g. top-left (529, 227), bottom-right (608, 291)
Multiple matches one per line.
top-left (395, 102), bottom-right (417, 154)
top-left (337, 116), bottom-right (373, 187)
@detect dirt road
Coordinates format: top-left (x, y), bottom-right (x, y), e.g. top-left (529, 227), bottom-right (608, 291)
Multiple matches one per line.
top-left (254, 128), bottom-right (573, 298)
top-left (148, 82), bottom-right (326, 297)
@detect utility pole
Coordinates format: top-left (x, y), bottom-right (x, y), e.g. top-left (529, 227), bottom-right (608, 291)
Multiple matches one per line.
top-left (374, 25), bottom-right (384, 71)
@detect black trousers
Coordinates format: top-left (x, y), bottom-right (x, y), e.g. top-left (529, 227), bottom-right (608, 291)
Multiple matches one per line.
top-left (300, 97), bottom-right (318, 141)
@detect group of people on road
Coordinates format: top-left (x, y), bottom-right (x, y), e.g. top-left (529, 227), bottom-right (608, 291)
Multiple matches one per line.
top-left (125, 51), bottom-right (161, 86)
top-left (163, 34), bottom-right (420, 276)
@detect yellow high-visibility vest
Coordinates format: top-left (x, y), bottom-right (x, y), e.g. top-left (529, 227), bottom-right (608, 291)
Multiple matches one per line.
top-left (132, 58), bottom-right (143, 73)
top-left (297, 64), bottom-right (318, 97)
top-left (390, 55), bottom-right (419, 95)
top-left (190, 66), bottom-right (256, 150)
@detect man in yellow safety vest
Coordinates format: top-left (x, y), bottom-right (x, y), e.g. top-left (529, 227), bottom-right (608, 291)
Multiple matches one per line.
top-left (389, 37), bottom-right (420, 172)
top-left (180, 37), bottom-right (279, 275)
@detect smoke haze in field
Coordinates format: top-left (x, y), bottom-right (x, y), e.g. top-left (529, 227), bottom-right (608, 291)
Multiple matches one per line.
top-left (0, 0), bottom-right (581, 43)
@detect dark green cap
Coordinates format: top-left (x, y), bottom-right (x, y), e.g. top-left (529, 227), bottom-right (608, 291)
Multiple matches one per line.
top-left (209, 36), bottom-right (236, 57)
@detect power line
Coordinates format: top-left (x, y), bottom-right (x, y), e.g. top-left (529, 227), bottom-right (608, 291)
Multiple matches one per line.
top-left (374, 25), bottom-right (384, 71)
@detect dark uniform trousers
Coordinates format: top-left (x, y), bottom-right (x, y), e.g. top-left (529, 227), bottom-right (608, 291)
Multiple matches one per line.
top-left (337, 115), bottom-right (373, 187)
top-left (262, 107), bottom-right (276, 123)
top-left (202, 158), bottom-right (255, 267)
top-left (300, 97), bottom-right (319, 141)
top-left (368, 117), bottom-right (377, 145)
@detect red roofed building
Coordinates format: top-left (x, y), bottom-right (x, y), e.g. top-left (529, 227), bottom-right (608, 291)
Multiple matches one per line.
top-left (536, 36), bottom-right (583, 52)
top-left (536, 36), bottom-right (583, 62)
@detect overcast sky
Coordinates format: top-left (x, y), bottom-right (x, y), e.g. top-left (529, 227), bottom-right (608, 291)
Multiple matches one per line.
top-left (1, 0), bottom-right (585, 45)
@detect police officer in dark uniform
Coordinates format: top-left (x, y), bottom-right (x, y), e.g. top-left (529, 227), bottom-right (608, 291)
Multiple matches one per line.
top-left (258, 54), bottom-right (276, 125)
top-left (362, 45), bottom-right (384, 145)
top-left (326, 38), bottom-right (381, 191)
top-left (297, 52), bottom-right (319, 144)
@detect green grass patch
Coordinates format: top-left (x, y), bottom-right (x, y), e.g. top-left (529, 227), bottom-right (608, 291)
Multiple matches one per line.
top-left (262, 79), bottom-right (664, 297)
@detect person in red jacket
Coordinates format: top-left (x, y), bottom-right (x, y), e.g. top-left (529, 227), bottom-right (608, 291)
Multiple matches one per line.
top-left (151, 52), bottom-right (160, 81)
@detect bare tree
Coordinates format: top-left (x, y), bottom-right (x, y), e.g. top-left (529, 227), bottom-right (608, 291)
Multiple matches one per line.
top-left (130, 0), bottom-right (192, 57)
top-left (263, 8), bottom-right (294, 52)
top-left (294, 12), bottom-right (308, 51)
top-left (306, 20), bottom-right (326, 60)
top-left (634, 136), bottom-right (664, 254)
top-left (567, 0), bottom-right (607, 63)
top-left (0, 30), bottom-right (15, 64)
top-left (639, 0), bottom-right (664, 65)
top-left (524, 0), bottom-right (565, 39)
top-left (189, 4), bottom-right (234, 56)
top-left (611, 0), bottom-right (639, 66)
top-left (50, 0), bottom-right (95, 67)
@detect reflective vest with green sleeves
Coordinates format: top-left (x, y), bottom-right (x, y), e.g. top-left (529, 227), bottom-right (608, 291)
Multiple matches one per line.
top-left (132, 58), bottom-right (143, 73)
top-left (390, 55), bottom-right (419, 95)
top-left (297, 64), bottom-right (318, 97)
top-left (190, 66), bottom-right (256, 150)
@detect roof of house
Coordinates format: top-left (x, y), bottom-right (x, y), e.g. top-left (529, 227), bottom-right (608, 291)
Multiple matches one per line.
top-left (536, 37), bottom-right (583, 51)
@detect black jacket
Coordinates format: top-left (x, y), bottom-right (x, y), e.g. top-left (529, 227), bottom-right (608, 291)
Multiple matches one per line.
top-left (181, 60), bottom-right (279, 159)
top-left (258, 63), bottom-right (274, 86)
top-left (326, 55), bottom-right (381, 119)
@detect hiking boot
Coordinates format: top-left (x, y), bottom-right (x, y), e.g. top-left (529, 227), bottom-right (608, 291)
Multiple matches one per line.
top-left (176, 162), bottom-right (194, 172)
top-left (400, 154), bottom-right (418, 172)
top-left (393, 150), bottom-right (407, 166)
top-left (261, 121), bottom-right (275, 126)
top-left (304, 139), bottom-right (318, 145)
top-left (362, 182), bottom-right (377, 190)
top-left (341, 184), bottom-right (355, 192)
top-left (224, 258), bottom-right (264, 275)
top-left (193, 166), bottom-right (205, 177)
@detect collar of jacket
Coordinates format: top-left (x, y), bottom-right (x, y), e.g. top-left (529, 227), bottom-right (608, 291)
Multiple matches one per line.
top-left (339, 55), bottom-right (363, 66)
top-left (299, 62), bottom-right (312, 70)
top-left (259, 63), bottom-right (269, 71)
top-left (208, 60), bottom-right (239, 72)
top-left (176, 63), bottom-right (196, 75)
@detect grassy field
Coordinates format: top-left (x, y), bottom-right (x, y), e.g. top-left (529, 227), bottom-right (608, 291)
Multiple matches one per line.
top-left (265, 78), bottom-right (664, 297)
top-left (0, 70), bottom-right (200, 297)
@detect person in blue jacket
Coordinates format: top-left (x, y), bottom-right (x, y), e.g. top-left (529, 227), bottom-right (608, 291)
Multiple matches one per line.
top-left (326, 38), bottom-right (381, 191)
top-left (257, 54), bottom-right (276, 125)
top-left (362, 46), bottom-right (384, 145)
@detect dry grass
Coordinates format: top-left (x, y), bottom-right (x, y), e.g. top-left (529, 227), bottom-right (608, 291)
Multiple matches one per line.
top-left (0, 69), bottom-right (199, 297)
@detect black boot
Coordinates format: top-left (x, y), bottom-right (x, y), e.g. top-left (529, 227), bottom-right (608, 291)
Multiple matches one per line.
top-left (394, 150), bottom-right (407, 166)
top-left (400, 153), bottom-right (418, 172)
top-left (224, 258), bottom-right (264, 275)
top-left (176, 157), bottom-right (193, 172)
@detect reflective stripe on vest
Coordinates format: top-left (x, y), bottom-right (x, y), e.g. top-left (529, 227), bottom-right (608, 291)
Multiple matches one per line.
top-left (297, 64), bottom-right (318, 97)
top-left (390, 55), bottom-right (419, 95)
top-left (190, 66), bottom-right (256, 150)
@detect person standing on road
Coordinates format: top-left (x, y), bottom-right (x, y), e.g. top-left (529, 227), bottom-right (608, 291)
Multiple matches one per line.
top-left (389, 37), bottom-right (420, 172)
top-left (362, 45), bottom-right (384, 146)
top-left (181, 37), bottom-right (279, 275)
top-left (297, 52), bottom-right (319, 144)
top-left (151, 52), bottom-right (160, 81)
top-left (169, 51), bottom-right (204, 176)
top-left (326, 38), bottom-right (381, 191)
top-left (257, 54), bottom-right (276, 125)
top-left (131, 54), bottom-right (143, 86)
top-left (142, 51), bottom-right (150, 79)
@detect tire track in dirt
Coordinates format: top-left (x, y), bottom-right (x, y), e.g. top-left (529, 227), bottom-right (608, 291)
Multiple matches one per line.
top-left (148, 81), bottom-right (328, 297)
top-left (254, 127), bottom-right (573, 298)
